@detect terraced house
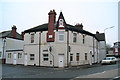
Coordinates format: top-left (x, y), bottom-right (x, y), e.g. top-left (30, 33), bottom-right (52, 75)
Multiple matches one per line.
top-left (0, 26), bottom-right (24, 64)
top-left (22, 10), bottom-right (106, 67)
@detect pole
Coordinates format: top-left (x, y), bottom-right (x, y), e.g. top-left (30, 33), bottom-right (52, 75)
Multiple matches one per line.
top-left (104, 26), bottom-right (115, 55)
top-left (49, 46), bottom-right (54, 68)
top-left (39, 32), bottom-right (41, 66)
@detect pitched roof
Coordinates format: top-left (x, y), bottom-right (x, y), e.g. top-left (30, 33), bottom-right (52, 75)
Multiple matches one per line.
top-left (24, 23), bottom-right (48, 33)
top-left (66, 24), bottom-right (95, 36)
top-left (95, 33), bottom-right (105, 41)
top-left (0, 30), bottom-right (23, 40)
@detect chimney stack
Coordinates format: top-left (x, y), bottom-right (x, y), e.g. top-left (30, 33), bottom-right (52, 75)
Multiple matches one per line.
top-left (47, 9), bottom-right (57, 42)
top-left (75, 23), bottom-right (83, 29)
top-left (11, 25), bottom-right (17, 38)
top-left (96, 31), bottom-right (99, 34)
top-left (21, 32), bottom-right (24, 40)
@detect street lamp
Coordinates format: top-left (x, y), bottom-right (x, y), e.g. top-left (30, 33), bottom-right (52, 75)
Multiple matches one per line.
top-left (104, 26), bottom-right (115, 54)
top-left (104, 26), bottom-right (115, 33)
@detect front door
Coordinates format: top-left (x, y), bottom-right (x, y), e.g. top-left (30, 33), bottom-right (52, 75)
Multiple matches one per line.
top-left (58, 55), bottom-right (64, 67)
top-left (13, 53), bottom-right (17, 65)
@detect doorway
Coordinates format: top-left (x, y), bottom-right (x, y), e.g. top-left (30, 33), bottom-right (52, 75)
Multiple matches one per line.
top-left (58, 54), bottom-right (64, 67)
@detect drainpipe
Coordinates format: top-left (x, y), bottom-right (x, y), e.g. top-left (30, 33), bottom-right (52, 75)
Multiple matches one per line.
top-left (39, 32), bottom-right (41, 66)
top-left (2, 39), bottom-right (6, 64)
top-left (67, 30), bottom-right (69, 67)
top-left (93, 37), bottom-right (95, 63)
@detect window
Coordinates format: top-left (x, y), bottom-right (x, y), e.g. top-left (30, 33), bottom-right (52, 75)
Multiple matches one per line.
top-left (43, 54), bottom-right (49, 61)
top-left (85, 53), bottom-right (87, 60)
top-left (76, 53), bottom-right (80, 61)
top-left (73, 33), bottom-right (77, 43)
top-left (30, 54), bottom-right (35, 60)
top-left (59, 19), bottom-right (64, 27)
top-left (31, 33), bottom-right (34, 43)
top-left (70, 54), bottom-right (73, 61)
top-left (58, 31), bottom-right (64, 42)
top-left (18, 53), bottom-right (22, 59)
top-left (0, 52), bottom-right (2, 57)
top-left (83, 35), bottom-right (85, 44)
top-left (8, 53), bottom-right (12, 58)
top-left (115, 48), bottom-right (118, 52)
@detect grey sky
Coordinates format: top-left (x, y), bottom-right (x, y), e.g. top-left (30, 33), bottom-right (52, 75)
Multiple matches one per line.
top-left (0, 0), bottom-right (118, 46)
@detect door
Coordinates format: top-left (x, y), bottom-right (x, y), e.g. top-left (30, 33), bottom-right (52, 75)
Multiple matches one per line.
top-left (13, 53), bottom-right (17, 65)
top-left (24, 53), bottom-right (27, 66)
top-left (58, 55), bottom-right (64, 67)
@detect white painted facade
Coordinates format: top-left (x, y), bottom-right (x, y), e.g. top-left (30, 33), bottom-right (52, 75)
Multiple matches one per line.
top-left (0, 37), bottom-right (24, 64)
top-left (23, 30), bottom-right (105, 67)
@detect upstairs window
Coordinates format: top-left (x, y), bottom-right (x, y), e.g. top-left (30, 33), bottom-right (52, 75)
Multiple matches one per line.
top-left (83, 35), bottom-right (85, 44)
top-left (73, 33), bottom-right (77, 43)
top-left (59, 19), bottom-right (64, 27)
top-left (115, 48), bottom-right (118, 52)
top-left (58, 31), bottom-right (64, 42)
top-left (31, 33), bottom-right (34, 43)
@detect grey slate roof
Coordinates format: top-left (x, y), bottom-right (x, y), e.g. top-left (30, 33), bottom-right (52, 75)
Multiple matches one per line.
top-left (0, 30), bottom-right (23, 40)
top-left (24, 11), bottom-right (105, 41)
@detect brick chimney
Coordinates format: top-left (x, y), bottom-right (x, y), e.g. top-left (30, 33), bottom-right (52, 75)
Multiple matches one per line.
top-left (11, 25), bottom-right (17, 38)
top-left (75, 23), bottom-right (83, 29)
top-left (21, 32), bottom-right (24, 40)
top-left (47, 9), bottom-right (57, 42)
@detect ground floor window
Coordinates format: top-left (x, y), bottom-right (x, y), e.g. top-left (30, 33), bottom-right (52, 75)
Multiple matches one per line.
top-left (30, 54), bottom-right (35, 60)
top-left (85, 53), bottom-right (87, 60)
top-left (76, 53), bottom-right (80, 61)
top-left (43, 54), bottom-right (49, 61)
top-left (8, 53), bottom-right (12, 58)
top-left (70, 54), bottom-right (73, 61)
top-left (18, 53), bottom-right (22, 59)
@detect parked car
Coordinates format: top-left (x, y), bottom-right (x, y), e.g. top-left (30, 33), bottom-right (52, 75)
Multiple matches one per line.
top-left (101, 57), bottom-right (118, 65)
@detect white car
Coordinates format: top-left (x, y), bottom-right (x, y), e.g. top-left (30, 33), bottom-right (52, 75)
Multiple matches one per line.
top-left (101, 57), bottom-right (118, 65)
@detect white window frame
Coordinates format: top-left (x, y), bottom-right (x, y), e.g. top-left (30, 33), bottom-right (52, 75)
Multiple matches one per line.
top-left (8, 53), bottom-right (12, 58)
top-left (73, 33), bottom-right (77, 43)
top-left (59, 19), bottom-right (64, 27)
top-left (30, 54), bottom-right (35, 60)
top-left (43, 53), bottom-right (49, 61)
top-left (58, 31), bottom-right (64, 42)
top-left (115, 48), bottom-right (118, 52)
top-left (31, 33), bottom-right (34, 43)
top-left (18, 53), bottom-right (22, 59)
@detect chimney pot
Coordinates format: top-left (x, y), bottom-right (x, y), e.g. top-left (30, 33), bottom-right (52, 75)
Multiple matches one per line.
top-left (96, 31), bottom-right (99, 34)
top-left (21, 32), bottom-right (24, 40)
top-left (11, 25), bottom-right (17, 38)
top-left (75, 23), bottom-right (83, 29)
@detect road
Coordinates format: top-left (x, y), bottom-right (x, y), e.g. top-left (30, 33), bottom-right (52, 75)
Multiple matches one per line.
top-left (2, 61), bottom-right (120, 80)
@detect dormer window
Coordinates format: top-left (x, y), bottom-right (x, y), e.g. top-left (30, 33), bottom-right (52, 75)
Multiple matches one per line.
top-left (59, 19), bottom-right (64, 27)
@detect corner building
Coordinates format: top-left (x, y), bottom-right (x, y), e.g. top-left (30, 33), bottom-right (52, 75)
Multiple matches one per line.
top-left (24, 10), bottom-right (106, 67)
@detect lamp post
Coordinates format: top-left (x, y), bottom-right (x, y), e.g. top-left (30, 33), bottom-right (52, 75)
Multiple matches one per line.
top-left (104, 26), bottom-right (115, 54)
top-left (49, 45), bottom-right (54, 68)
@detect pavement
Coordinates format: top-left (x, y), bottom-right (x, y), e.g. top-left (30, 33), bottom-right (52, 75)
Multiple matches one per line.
top-left (73, 68), bottom-right (120, 80)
